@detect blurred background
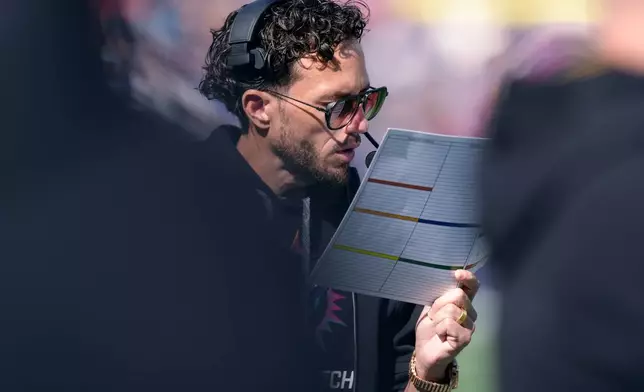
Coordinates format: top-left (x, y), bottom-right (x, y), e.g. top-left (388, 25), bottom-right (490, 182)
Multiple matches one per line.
top-left (20, 1), bottom-right (603, 390)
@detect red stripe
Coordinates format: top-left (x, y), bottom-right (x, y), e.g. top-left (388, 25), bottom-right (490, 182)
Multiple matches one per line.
top-left (368, 178), bottom-right (433, 191)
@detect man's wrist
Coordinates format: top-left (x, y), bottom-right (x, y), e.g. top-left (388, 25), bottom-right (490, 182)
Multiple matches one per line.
top-left (409, 352), bottom-right (458, 391)
top-left (415, 359), bottom-right (451, 383)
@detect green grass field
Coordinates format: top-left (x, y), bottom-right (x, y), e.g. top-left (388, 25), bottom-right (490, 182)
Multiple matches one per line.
top-left (455, 288), bottom-right (498, 392)
top-left (458, 335), bottom-right (497, 392)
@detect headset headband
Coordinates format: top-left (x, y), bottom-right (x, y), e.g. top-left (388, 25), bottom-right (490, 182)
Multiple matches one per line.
top-left (226, 0), bottom-right (281, 72)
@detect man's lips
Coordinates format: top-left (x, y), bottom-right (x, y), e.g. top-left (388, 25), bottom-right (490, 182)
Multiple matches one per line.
top-left (335, 148), bottom-right (356, 162)
top-left (336, 142), bottom-right (359, 153)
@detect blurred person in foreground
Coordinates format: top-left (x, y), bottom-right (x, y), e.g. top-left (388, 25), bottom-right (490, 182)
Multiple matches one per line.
top-left (482, 1), bottom-right (644, 391)
top-left (196, 1), bottom-right (479, 391)
top-left (3, 0), bottom-right (312, 391)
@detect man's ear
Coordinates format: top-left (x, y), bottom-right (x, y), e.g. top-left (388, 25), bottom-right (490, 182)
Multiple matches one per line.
top-left (242, 89), bottom-right (274, 131)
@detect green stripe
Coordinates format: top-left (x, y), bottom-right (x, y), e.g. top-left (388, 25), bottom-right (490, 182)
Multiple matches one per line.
top-left (398, 257), bottom-right (459, 270)
top-left (333, 245), bottom-right (483, 271)
top-left (399, 257), bottom-right (482, 270)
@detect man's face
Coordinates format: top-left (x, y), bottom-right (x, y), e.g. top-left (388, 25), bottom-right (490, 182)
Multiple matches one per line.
top-left (269, 40), bottom-right (370, 185)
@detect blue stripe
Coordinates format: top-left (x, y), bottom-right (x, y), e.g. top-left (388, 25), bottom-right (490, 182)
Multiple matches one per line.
top-left (418, 218), bottom-right (480, 228)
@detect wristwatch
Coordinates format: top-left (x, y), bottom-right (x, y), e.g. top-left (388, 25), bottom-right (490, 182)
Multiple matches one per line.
top-left (409, 351), bottom-right (459, 392)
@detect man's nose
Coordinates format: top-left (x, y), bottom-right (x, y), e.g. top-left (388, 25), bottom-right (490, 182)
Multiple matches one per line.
top-left (344, 107), bottom-right (369, 135)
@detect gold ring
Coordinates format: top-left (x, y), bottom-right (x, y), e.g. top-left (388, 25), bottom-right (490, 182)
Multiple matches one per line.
top-left (456, 309), bottom-right (467, 325)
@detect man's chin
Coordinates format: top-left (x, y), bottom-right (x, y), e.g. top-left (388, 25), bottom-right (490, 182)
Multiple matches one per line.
top-left (315, 165), bottom-right (349, 186)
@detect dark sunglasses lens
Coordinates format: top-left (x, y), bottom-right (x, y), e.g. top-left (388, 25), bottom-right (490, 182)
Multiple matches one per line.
top-left (329, 98), bottom-right (359, 129)
top-left (363, 89), bottom-right (386, 120)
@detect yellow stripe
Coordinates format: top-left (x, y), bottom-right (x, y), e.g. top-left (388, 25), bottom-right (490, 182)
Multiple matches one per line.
top-left (391, 0), bottom-right (599, 25)
top-left (333, 244), bottom-right (400, 261)
top-left (354, 208), bottom-right (419, 223)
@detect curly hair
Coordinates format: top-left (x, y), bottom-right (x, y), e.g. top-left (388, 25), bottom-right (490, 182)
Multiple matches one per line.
top-left (198, 0), bottom-right (369, 128)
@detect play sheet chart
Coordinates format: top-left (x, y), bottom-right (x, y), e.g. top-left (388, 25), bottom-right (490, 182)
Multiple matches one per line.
top-left (310, 128), bottom-right (488, 305)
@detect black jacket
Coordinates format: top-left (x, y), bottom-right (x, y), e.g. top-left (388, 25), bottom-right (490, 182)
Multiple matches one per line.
top-left (482, 69), bottom-right (644, 392)
top-left (202, 126), bottom-right (421, 392)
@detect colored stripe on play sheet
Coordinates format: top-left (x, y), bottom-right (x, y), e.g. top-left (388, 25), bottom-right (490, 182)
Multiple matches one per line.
top-left (332, 244), bottom-right (483, 270)
top-left (367, 178), bottom-right (433, 192)
top-left (354, 208), bottom-right (479, 228)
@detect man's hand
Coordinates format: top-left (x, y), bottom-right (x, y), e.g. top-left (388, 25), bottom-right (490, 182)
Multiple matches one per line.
top-left (413, 270), bottom-right (480, 382)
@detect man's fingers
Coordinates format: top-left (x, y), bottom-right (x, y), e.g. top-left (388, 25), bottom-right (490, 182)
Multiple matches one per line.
top-left (430, 289), bottom-right (471, 312)
top-left (455, 270), bottom-right (480, 300)
top-left (431, 303), bottom-right (476, 329)
top-left (417, 305), bottom-right (432, 326)
top-left (431, 303), bottom-right (461, 322)
top-left (435, 317), bottom-right (474, 346)
top-left (429, 289), bottom-right (477, 322)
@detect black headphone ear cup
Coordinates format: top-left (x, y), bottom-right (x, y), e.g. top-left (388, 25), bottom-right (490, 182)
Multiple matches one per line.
top-left (250, 47), bottom-right (267, 71)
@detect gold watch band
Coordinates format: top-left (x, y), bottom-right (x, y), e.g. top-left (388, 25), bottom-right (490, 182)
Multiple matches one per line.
top-left (408, 351), bottom-right (459, 392)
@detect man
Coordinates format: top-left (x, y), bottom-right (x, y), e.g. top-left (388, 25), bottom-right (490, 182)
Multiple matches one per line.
top-left (481, 1), bottom-right (644, 391)
top-left (197, 1), bottom-right (479, 391)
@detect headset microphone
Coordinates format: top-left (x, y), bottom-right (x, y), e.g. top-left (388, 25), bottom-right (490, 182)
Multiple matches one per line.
top-left (365, 151), bottom-right (376, 168)
top-left (364, 131), bottom-right (379, 168)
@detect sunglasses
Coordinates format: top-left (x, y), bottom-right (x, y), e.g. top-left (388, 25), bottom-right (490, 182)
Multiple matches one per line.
top-left (265, 86), bottom-right (388, 130)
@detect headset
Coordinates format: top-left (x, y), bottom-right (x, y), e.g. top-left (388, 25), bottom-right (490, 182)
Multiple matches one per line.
top-left (226, 0), bottom-right (379, 167)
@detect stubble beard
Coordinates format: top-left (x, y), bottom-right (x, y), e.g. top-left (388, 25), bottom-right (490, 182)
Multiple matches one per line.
top-left (272, 111), bottom-right (349, 186)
